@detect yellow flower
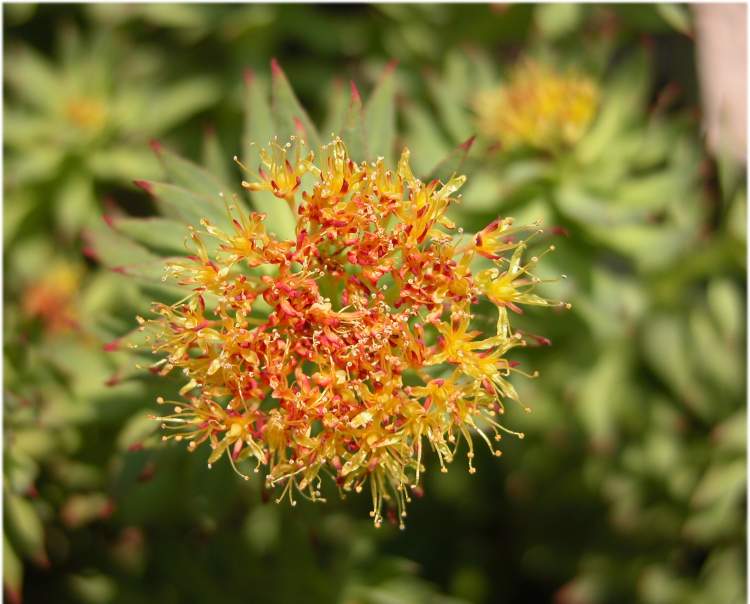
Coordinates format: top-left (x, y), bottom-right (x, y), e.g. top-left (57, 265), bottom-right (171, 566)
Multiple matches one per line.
top-left (475, 60), bottom-right (599, 152)
top-left (139, 135), bottom-right (567, 528)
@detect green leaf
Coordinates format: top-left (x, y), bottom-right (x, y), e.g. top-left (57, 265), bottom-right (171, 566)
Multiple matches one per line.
top-left (428, 55), bottom-right (474, 143)
top-left (68, 572), bottom-right (117, 604)
top-left (5, 493), bottom-right (46, 564)
top-left (243, 70), bottom-right (296, 241)
top-left (152, 143), bottom-right (236, 199)
top-left (576, 49), bottom-right (650, 164)
top-left (55, 171), bottom-right (97, 236)
top-left (89, 145), bottom-right (162, 183)
top-left (87, 219), bottom-right (172, 284)
top-left (576, 348), bottom-right (628, 447)
top-left (142, 77), bottom-right (220, 134)
top-left (707, 280), bottom-right (743, 342)
top-left (689, 306), bottom-right (742, 394)
top-left (642, 315), bottom-right (712, 419)
top-left (427, 136), bottom-right (475, 182)
top-left (535, 3), bottom-right (583, 39)
top-left (117, 411), bottom-right (158, 451)
top-left (270, 58), bottom-right (321, 150)
top-left (3, 536), bottom-right (23, 604)
top-left (134, 180), bottom-right (233, 231)
top-left (243, 70), bottom-right (274, 164)
top-left (202, 127), bottom-right (231, 187)
top-left (656, 4), bottom-right (692, 36)
top-left (109, 216), bottom-right (191, 256)
top-left (364, 62), bottom-right (397, 163)
top-left (342, 81), bottom-right (367, 161)
top-left (5, 45), bottom-right (59, 111)
top-left (404, 103), bottom-right (451, 177)
top-left (321, 78), bottom-right (349, 138)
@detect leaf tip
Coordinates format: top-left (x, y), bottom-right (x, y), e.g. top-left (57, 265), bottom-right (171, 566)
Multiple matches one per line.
top-left (149, 139), bottom-right (163, 154)
top-left (133, 180), bottom-right (154, 194)
top-left (549, 225), bottom-right (570, 237)
top-left (350, 80), bottom-right (362, 104)
top-left (4, 585), bottom-right (22, 604)
top-left (243, 67), bottom-right (255, 86)
top-left (459, 135), bottom-right (476, 152)
top-left (270, 57), bottom-right (283, 77)
top-left (385, 59), bottom-right (399, 74)
top-left (103, 339), bottom-right (120, 352)
top-left (293, 117), bottom-right (306, 138)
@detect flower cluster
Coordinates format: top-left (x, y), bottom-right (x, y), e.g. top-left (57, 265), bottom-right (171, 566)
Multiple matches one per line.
top-left (141, 136), bottom-right (566, 527)
top-left (475, 60), bottom-right (599, 152)
top-left (23, 262), bottom-right (82, 333)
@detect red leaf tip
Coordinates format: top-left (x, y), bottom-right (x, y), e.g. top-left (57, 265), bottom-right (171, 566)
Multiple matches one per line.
top-left (385, 59), bottom-right (399, 74)
top-left (270, 57), bottom-right (283, 76)
top-left (459, 135), bottom-right (476, 152)
top-left (350, 80), bottom-right (362, 104)
top-left (103, 339), bottom-right (120, 352)
top-left (293, 117), bottom-right (306, 136)
top-left (133, 180), bottom-right (153, 194)
top-left (149, 139), bottom-right (163, 153)
top-left (243, 67), bottom-right (255, 85)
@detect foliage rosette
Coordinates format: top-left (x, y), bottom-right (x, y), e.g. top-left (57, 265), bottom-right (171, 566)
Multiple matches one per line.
top-left (94, 61), bottom-right (565, 527)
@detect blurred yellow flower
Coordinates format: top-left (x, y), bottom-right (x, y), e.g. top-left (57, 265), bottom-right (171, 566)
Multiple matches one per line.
top-left (64, 97), bottom-right (107, 133)
top-left (475, 60), bottom-right (599, 152)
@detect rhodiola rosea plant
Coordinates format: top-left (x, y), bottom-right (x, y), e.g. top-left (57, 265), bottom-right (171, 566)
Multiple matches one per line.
top-left (90, 60), bottom-right (568, 527)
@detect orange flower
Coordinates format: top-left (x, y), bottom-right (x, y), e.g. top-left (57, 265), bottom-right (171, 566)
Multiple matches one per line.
top-left (142, 135), bottom-right (566, 527)
top-left (22, 263), bottom-right (82, 333)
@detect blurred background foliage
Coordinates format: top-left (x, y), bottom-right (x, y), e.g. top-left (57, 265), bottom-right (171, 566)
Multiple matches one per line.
top-left (3, 3), bottom-right (745, 604)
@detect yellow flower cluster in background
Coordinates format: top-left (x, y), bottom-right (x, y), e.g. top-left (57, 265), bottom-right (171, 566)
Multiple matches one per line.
top-left (475, 60), bottom-right (600, 152)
